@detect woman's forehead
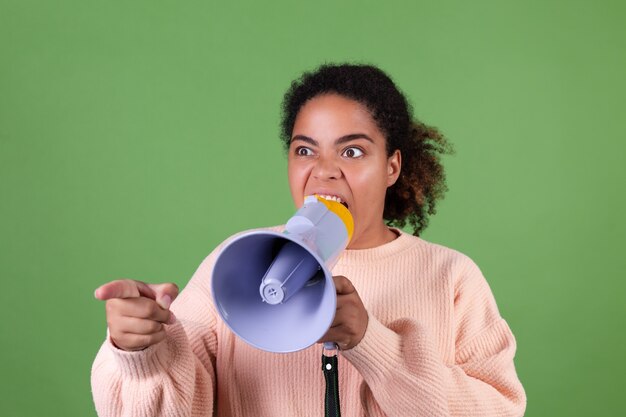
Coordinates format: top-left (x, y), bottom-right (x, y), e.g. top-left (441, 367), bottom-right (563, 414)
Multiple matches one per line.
top-left (294, 94), bottom-right (379, 130)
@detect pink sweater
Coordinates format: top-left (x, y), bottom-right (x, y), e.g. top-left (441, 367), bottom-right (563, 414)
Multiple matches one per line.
top-left (91, 228), bottom-right (526, 416)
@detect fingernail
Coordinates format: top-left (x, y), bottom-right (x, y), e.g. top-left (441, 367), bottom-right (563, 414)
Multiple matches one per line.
top-left (94, 288), bottom-right (102, 299)
top-left (167, 311), bottom-right (177, 325)
top-left (159, 295), bottom-right (172, 309)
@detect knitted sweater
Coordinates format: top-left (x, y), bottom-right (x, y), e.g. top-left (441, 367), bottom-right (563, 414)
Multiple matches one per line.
top-left (91, 228), bottom-right (526, 416)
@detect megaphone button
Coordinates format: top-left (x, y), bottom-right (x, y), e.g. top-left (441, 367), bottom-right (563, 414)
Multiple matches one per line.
top-left (261, 283), bottom-right (285, 304)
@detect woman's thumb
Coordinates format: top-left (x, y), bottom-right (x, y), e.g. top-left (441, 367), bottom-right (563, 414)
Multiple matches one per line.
top-left (148, 283), bottom-right (179, 309)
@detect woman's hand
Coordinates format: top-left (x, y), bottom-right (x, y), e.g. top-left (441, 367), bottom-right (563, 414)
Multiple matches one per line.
top-left (318, 275), bottom-right (368, 350)
top-left (94, 279), bottom-right (179, 351)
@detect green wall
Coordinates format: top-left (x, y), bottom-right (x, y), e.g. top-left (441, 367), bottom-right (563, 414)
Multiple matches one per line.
top-left (1, 1), bottom-right (624, 416)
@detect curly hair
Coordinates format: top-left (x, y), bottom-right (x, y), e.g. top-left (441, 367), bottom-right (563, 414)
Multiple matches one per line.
top-left (280, 63), bottom-right (454, 236)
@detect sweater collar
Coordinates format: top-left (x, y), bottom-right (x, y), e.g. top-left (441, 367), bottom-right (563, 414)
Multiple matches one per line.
top-left (335, 228), bottom-right (421, 265)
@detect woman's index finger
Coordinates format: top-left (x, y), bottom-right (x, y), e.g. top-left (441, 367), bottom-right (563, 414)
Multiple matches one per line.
top-left (94, 279), bottom-right (156, 301)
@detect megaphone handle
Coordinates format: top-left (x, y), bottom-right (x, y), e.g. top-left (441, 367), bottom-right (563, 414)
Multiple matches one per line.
top-left (322, 349), bottom-right (341, 417)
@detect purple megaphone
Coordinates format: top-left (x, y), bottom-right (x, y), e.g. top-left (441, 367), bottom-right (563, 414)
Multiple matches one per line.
top-left (211, 195), bottom-right (353, 353)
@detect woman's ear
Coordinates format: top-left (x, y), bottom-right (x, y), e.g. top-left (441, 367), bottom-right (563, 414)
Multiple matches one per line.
top-left (386, 150), bottom-right (401, 187)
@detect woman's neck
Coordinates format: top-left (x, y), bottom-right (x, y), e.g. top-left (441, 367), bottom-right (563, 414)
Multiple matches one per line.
top-left (346, 222), bottom-right (399, 250)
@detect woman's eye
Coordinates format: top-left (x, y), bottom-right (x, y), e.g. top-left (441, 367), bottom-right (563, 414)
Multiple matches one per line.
top-left (342, 147), bottom-right (364, 158)
top-left (295, 147), bottom-right (313, 156)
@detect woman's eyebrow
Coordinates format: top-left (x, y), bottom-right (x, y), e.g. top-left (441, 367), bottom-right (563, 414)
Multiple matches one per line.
top-left (291, 135), bottom-right (318, 146)
top-left (335, 134), bottom-right (374, 145)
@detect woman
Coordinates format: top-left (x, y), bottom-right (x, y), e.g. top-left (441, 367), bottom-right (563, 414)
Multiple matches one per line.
top-left (92, 63), bottom-right (526, 416)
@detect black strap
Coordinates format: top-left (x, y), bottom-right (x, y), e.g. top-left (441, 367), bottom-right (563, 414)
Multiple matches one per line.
top-left (322, 354), bottom-right (341, 417)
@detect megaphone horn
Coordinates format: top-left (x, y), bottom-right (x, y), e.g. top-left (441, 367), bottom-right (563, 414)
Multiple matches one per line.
top-left (211, 195), bottom-right (353, 353)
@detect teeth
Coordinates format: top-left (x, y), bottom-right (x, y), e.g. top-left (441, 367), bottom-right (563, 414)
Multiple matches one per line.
top-left (319, 194), bottom-right (343, 204)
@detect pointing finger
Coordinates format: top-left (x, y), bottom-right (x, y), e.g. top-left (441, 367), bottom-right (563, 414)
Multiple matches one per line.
top-left (94, 279), bottom-right (156, 301)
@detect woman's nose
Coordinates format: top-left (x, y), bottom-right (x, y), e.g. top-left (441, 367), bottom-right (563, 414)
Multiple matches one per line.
top-left (312, 156), bottom-right (342, 180)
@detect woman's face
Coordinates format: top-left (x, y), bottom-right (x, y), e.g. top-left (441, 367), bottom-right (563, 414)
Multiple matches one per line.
top-left (288, 94), bottom-right (401, 249)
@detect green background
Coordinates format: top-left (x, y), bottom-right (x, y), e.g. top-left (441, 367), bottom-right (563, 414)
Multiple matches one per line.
top-left (1, 1), bottom-right (624, 416)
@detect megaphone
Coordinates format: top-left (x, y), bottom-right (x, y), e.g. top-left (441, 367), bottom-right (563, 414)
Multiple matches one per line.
top-left (211, 195), bottom-right (354, 353)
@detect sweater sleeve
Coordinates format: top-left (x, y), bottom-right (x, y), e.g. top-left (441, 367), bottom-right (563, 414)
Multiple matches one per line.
top-left (341, 258), bottom-right (527, 417)
top-left (90, 252), bottom-right (219, 417)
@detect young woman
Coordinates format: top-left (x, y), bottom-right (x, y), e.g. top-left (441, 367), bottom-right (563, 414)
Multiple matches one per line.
top-left (92, 64), bottom-right (526, 416)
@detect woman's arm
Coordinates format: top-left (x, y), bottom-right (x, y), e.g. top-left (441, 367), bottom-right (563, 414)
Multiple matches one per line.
top-left (342, 260), bottom-right (526, 417)
top-left (90, 253), bottom-right (220, 417)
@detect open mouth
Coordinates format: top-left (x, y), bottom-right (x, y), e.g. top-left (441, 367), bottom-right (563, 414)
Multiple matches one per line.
top-left (317, 194), bottom-right (349, 209)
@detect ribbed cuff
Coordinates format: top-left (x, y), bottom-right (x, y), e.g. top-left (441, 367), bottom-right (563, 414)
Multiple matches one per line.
top-left (341, 315), bottom-right (402, 384)
top-left (107, 322), bottom-right (183, 380)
